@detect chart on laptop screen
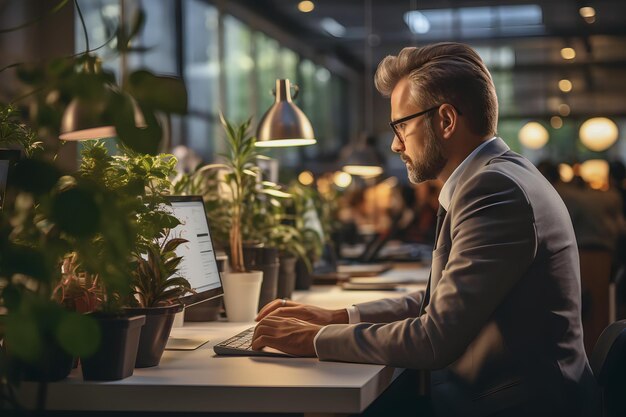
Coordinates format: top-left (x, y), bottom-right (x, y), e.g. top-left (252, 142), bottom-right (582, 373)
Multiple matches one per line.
top-left (165, 200), bottom-right (221, 293)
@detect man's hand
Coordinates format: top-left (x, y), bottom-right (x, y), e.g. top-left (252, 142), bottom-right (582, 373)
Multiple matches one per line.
top-left (252, 316), bottom-right (321, 357)
top-left (256, 299), bottom-right (349, 325)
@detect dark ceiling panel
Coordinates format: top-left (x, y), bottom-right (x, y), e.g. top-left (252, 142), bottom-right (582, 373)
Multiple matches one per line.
top-left (232, 0), bottom-right (626, 117)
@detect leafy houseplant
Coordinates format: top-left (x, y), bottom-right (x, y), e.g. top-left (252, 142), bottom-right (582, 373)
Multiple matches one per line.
top-left (76, 140), bottom-right (188, 369)
top-left (0, 154), bottom-right (139, 406)
top-left (173, 114), bottom-right (283, 320)
top-left (218, 115), bottom-right (259, 273)
top-left (287, 182), bottom-right (326, 290)
top-left (126, 236), bottom-right (191, 367)
top-left (0, 110), bottom-right (86, 407)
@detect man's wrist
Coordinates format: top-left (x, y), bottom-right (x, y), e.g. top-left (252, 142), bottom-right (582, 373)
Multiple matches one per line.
top-left (331, 308), bottom-right (349, 324)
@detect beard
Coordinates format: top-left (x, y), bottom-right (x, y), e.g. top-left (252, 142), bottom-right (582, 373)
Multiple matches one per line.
top-left (402, 120), bottom-right (447, 184)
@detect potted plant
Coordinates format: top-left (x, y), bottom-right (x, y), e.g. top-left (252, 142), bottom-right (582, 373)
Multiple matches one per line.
top-left (125, 235), bottom-right (191, 367)
top-left (175, 115), bottom-right (270, 320)
top-left (0, 110), bottom-right (104, 396)
top-left (53, 175), bottom-right (146, 382)
top-left (287, 182), bottom-right (326, 290)
top-left (73, 140), bottom-right (187, 374)
top-left (243, 184), bottom-right (310, 300)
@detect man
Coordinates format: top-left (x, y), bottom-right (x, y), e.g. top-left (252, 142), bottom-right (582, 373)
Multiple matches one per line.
top-left (252, 43), bottom-right (597, 416)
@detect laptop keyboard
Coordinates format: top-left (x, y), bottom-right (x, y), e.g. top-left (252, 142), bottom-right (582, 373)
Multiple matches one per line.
top-left (213, 327), bottom-right (290, 357)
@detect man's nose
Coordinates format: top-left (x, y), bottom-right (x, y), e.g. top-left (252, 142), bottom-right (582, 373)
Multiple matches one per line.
top-left (391, 135), bottom-right (404, 153)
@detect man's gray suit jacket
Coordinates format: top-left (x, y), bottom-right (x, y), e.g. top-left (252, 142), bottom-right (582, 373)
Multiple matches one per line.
top-left (316, 138), bottom-right (598, 416)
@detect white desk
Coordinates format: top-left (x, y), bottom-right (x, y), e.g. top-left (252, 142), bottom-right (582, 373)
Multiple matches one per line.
top-left (20, 266), bottom-right (428, 415)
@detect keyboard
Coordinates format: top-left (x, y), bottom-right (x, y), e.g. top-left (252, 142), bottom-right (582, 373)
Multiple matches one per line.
top-left (213, 327), bottom-right (291, 357)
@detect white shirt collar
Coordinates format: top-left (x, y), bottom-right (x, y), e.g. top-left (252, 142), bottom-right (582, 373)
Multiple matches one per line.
top-left (438, 137), bottom-right (497, 211)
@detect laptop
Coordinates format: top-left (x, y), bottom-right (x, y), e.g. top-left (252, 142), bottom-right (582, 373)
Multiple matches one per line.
top-left (159, 196), bottom-right (288, 356)
top-left (161, 195), bottom-right (223, 350)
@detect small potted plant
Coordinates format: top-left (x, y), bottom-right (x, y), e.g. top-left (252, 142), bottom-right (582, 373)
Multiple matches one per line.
top-left (243, 185), bottom-right (309, 300)
top-left (125, 235), bottom-right (192, 367)
top-left (73, 140), bottom-right (184, 375)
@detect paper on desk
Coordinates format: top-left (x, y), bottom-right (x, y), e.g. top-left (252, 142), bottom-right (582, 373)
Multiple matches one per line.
top-left (349, 267), bottom-right (430, 284)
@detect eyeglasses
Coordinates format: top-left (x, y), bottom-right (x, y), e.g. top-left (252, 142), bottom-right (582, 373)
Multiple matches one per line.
top-left (389, 105), bottom-right (462, 143)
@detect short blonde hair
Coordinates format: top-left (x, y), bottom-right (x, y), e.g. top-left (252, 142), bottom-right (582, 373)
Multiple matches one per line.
top-left (375, 42), bottom-right (498, 137)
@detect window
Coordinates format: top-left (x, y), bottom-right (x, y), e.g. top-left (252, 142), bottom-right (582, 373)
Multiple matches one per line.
top-left (75, 2), bottom-right (353, 165)
top-left (224, 15), bottom-right (254, 124)
top-left (183, 0), bottom-right (220, 159)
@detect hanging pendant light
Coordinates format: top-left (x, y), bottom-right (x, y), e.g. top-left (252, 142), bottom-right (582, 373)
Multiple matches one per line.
top-left (255, 79), bottom-right (316, 147)
top-left (59, 92), bottom-right (146, 141)
top-left (59, 95), bottom-right (116, 141)
top-left (342, 132), bottom-right (384, 177)
top-left (340, 0), bottom-right (383, 178)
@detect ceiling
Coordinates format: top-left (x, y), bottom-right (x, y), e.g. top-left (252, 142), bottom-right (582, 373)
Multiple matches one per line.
top-left (234, 0), bottom-right (626, 120)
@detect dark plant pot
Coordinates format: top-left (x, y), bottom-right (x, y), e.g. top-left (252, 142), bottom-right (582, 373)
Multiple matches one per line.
top-left (125, 304), bottom-right (182, 368)
top-left (295, 258), bottom-right (313, 290)
top-left (81, 313), bottom-right (145, 381)
top-left (16, 342), bottom-right (73, 382)
top-left (277, 255), bottom-right (298, 299)
top-left (243, 246), bottom-right (279, 311)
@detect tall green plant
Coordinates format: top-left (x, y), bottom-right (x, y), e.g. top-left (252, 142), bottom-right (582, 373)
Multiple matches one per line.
top-left (219, 114), bottom-right (258, 272)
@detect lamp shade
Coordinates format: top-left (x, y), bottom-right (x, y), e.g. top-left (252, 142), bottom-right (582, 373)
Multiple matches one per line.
top-left (255, 79), bottom-right (316, 147)
top-left (341, 132), bottom-right (384, 177)
top-left (59, 94), bottom-right (147, 141)
top-left (59, 96), bottom-right (116, 141)
top-left (342, 146), bottom-right (384, 177)
top-left (579, 117), bottom-right (619, 152)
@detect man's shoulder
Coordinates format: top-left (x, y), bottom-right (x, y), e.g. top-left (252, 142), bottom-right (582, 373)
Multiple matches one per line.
top-left (459, 157), bottom-right (533, 195)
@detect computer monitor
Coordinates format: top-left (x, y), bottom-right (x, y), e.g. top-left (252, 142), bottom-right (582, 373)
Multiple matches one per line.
top-left (163, 195), bottom-right (223, 307)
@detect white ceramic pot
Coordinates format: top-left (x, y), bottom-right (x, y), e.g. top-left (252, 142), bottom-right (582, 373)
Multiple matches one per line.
top-left (222, 270), bottom-right (263, 322)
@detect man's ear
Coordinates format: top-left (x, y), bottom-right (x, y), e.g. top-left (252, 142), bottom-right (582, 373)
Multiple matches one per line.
top-left (438, 104), bottom-right (458, 140)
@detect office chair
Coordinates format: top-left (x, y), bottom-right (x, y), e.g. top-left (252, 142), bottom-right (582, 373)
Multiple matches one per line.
top-left (590, 319), bottom-right (626, 417)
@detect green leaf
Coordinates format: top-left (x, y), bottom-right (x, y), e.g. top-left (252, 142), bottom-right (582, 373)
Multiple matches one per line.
top-left (56, 312), bottom-right (101, 357)
top-left (162, 237), bottom-right (187, 253)
top-left (128, 70), bottom-right (187, 114)
top-left (3, 245), bottom-right (48, 282)
top-left (1, 284), bottom-right (21, 311)
top-left (61, 72), bottom-right (110, 100)
top-left (51, 187), bottom-right (101, 238)
top-left (163, 256), bottom-right (183, 274)
top-left (111, 93), bottom-right (162, 155)
top-left (5, 314), bottom-right (42, 362)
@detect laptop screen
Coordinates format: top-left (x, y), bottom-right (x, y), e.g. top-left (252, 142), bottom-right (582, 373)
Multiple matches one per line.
top-left (164, 195), bottom-right (223, 306)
